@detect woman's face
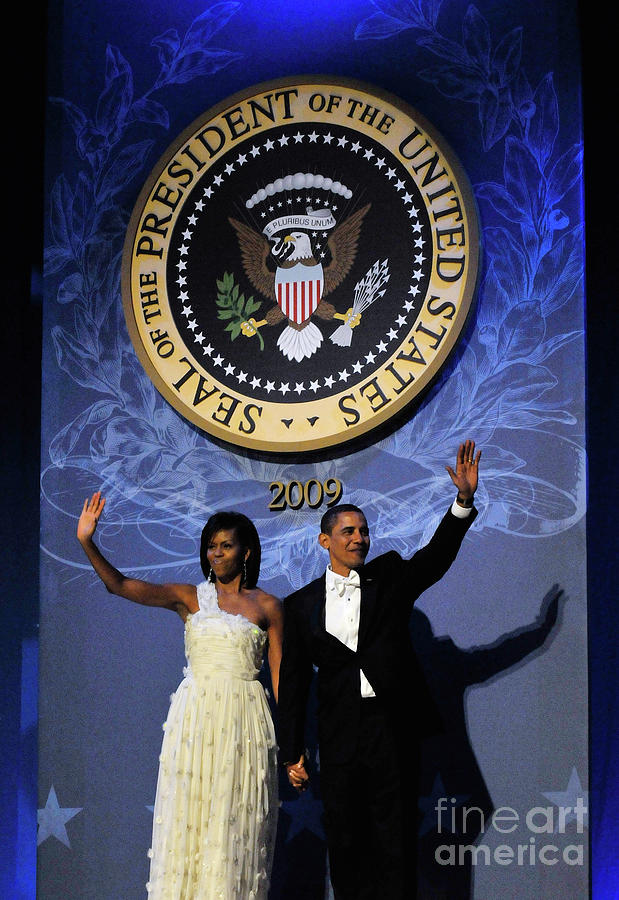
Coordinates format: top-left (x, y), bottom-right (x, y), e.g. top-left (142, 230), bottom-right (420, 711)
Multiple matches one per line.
top-left (206, 528), bottom-right (249, 582)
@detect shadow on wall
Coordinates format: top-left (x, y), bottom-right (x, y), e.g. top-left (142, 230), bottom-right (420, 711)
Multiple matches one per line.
top-left (269, 584), bottom-right (564, 899)
top-left (414, 584), bottom-right (564, 899)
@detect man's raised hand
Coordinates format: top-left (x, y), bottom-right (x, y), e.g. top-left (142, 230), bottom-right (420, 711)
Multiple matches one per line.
top-left (446, 440), bottom-right (481, 502)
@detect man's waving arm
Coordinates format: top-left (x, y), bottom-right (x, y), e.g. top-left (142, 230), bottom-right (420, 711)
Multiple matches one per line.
top-left (403, 440), bottom-right (481, 596)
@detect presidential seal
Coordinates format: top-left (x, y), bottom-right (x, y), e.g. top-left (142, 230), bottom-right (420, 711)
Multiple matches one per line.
top-left (122, 77), bottom-right (479, 454)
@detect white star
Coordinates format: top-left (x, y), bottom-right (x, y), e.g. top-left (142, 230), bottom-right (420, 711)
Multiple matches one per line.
top-left (308, 131), bottom-right (319, 142)
top-left (376, 340), bottom-right (387, 353)
top-left (542, 768), bottom-right (589, 832)
top-left (404, 300), bottom-right (415, 311)
top-left (414, 253), bottom-right (426, 265)
top-left (337, 136), bottom-right (348, 147)
top-left (387, 329), bottom-right (398, 341)
top-left (375, 157), bottom-right (386, 169)
top-left (278, 382), bottom-right (290, 395)
top-left (395, 179), bottom-right (405, 190)
top-left (37, 786), bottom-right (82, 848)
top-left (265, 380), bottom-right (275, 393)
top-left (403, 192), bottom-right (413, 204)
top-left (182, 228), bottom-right (193, 240)
top-left (250, 376), bottom-right (261, 389)
top-left (250, 145), bottom-right (261, 157)
top-left (386, 168), bottom-right (396, 179)
top-left (324, 375), bottom-right (335, 388)
top-left (187, 319), bottom-right (198, 331)
top-left (294, 382), bottom-right (305, 394)
top-left (225, 162), bottom-right (235, 175)
top-left (213, 354), bottom-right (224, 366)
top-left (338, 369), bottom-right (350, 382)
top-left (176, 275), bottom-right (187, 287)
top-left (414, 237), bottom-right (425, 248)
top-left (396, 315), bottom-right (407, 326)
top-left (203, 344), bottom-right (213, 355)
top-left (203, 186), bottom-right (213, 198)
top-left (178, 244), bottom-right (189, 256)
top-left (188, 214), bottom-right (197, 225)
top-left (194, 199), bottom-right (204, 211)
top-left (194, 332), bottom-right (205, 344)
top-left (181, 305), bottom-right (192, 317)
top-left (350, 141), bottom-right (361, 153)
top-left (176, 260), bottom-right (187, 271)
top-left (224, 363), bottom-right (235, 376)
top-left (309, 380), bottom-right (320, 392)
top-left (352, 361), bottom-right (363, 373)
top-left (278, 134), bottom-right (289, 146)
top-left (412, 221), bottom-right (422, 233)
top-left (213, 174), bottom-right (223, 186)
top-left (264, 139), bottom-right (275, 151)
top-left (178, 290), bottom-right (189, 302)
top-left (364, 148), bottom-right (375, 160)
top-left (412, 268), bottom-right (423, 281)
top-left (293, 132), bottom-right (304, 143)
top-left (365, 351), bottom-right (376, 364)
top-left (236, 153), bottom-right (247, 165)
top-left (237, 371), bottom-right (248, 383)
top-left (323, 132), bottom-right (334, 144)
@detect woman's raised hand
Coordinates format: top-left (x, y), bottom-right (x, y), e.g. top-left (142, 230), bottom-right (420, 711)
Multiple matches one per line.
top-left (77, 492), bottom-right (106, 544)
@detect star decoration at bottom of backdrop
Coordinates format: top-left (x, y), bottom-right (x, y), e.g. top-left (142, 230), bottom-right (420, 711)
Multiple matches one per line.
top-left (37, 785), bottom-right (82, 848)
top-left (541, 766), bottom-right (589, 832)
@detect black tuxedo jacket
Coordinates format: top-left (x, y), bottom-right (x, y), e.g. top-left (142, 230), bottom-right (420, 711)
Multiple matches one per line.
top-left (277, 505), bottom-right (477, 766)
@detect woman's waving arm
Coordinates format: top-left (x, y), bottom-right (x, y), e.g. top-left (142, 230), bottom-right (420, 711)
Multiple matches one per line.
top-left (77, 492), bottom-right (196, 616)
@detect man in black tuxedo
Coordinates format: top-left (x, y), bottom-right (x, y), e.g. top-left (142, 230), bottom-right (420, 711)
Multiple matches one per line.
top-left (278, 440), bottom-right (481, 899)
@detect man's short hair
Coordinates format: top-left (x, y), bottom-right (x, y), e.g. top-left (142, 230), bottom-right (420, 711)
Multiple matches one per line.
top-left (320, 504), bottom-right (366, 535)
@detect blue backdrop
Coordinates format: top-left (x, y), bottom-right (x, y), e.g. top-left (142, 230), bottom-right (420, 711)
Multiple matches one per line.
top-left (3, 0), bottom-right (608, 897)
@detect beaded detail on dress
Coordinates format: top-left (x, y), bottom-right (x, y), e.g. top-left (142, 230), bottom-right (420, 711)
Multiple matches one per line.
top-left (146, 581), bottom-right (278, 899)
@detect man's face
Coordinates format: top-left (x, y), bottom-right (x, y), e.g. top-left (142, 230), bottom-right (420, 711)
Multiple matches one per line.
top-left (319, 511), bottom-right (370, 575)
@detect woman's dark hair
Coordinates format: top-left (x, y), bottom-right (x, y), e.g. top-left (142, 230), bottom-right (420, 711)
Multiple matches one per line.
top-left (200, 511), bottom-right (261, 588)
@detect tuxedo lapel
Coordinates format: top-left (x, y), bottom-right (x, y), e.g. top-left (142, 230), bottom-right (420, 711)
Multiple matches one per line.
top-left (308, 572), bottom-right (359, 657)
top-left (357, 572), bottom-right (379, 649)
top-left (308, 574), bottom-right (326, 634)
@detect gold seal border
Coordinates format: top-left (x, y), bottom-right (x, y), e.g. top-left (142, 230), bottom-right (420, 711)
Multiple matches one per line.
top-left (122, 76), bottom-right (480, 454)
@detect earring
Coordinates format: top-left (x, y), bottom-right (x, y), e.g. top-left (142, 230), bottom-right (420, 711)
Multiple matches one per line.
top-left (242, 561), bottom-right (247, 585)
top-left (207, 567), bottom-right (213, 583)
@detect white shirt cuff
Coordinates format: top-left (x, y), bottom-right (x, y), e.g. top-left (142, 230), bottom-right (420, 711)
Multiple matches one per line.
top-left (451, 498), bottom-right (473, 518)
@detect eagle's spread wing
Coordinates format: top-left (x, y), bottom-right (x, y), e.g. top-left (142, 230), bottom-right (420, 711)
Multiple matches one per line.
top-left (228, 218), bottom-right (276, 301)
top-left (323, 203), bottom-right (371, 296)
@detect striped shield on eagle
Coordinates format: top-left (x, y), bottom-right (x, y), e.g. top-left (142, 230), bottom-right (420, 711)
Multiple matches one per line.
top-left (275, 262), bottom-right (324, 325)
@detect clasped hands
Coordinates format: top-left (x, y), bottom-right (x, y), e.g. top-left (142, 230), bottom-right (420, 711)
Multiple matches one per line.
top-left (286, 755), bottom-right (309, 792)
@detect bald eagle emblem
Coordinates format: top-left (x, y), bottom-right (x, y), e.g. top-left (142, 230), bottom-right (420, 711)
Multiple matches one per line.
top-left (228, 178), bottom-right (371, 362)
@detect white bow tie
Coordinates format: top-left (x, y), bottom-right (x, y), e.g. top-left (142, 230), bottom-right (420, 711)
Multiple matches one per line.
top-left (330, 570), bottom-right (360, 597)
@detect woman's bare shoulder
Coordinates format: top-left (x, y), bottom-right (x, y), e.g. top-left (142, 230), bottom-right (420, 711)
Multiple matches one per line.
top-left (253, 588), bottom-right (282, 616)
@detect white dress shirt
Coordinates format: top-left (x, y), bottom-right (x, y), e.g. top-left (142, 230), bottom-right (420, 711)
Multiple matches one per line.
top-left (324, 500), bottom-right (471, 698)
top-left (325, 565), bottom-right (376, 697)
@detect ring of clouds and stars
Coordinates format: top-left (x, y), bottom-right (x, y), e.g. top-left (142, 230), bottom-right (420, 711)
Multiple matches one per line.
top-left (123, 78), bottom-right (479, 454)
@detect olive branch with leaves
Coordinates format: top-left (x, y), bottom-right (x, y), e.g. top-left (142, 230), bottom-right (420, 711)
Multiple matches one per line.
top-left (216, 272), bottom-right (264, 349)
